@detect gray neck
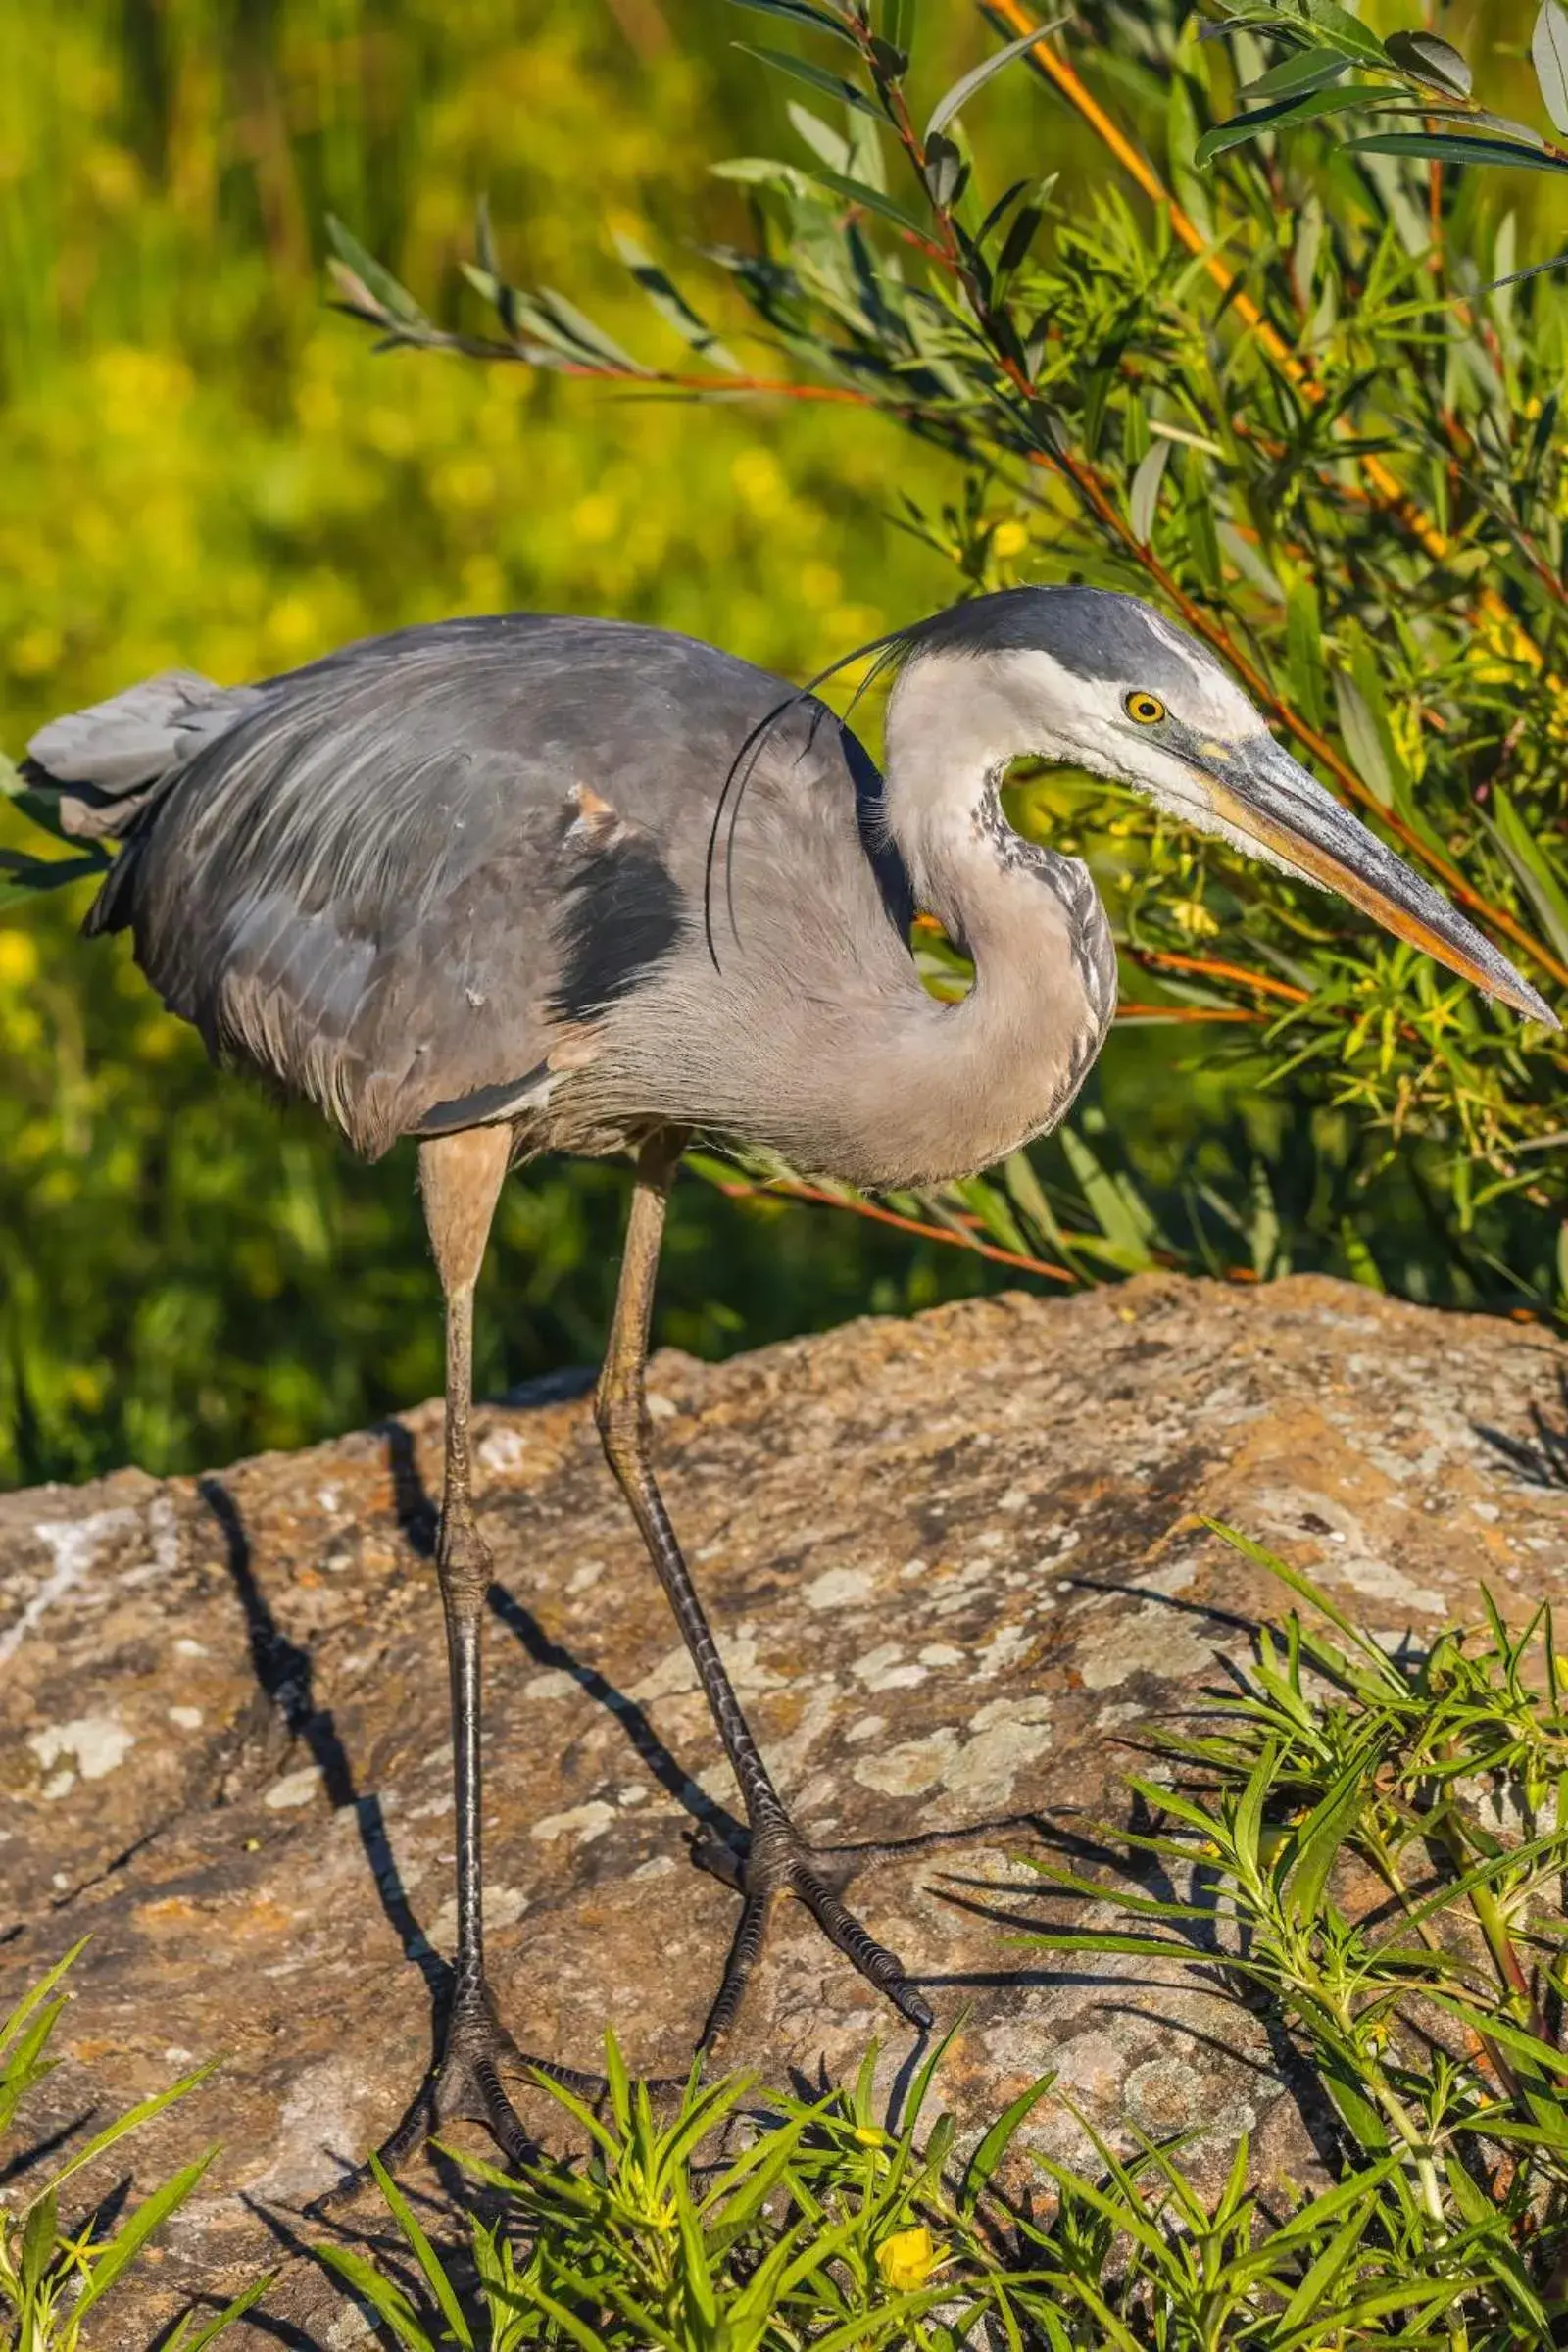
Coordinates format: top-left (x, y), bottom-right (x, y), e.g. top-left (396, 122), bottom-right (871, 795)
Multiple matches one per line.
top-left (579, 652), bottom-right (1117, 1189)
top-left (789, 657), bottom-right (1114, 1186)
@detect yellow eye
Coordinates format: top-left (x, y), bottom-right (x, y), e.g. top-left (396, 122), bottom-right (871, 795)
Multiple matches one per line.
top-left (1125, 691), bottom-right (1166, 724)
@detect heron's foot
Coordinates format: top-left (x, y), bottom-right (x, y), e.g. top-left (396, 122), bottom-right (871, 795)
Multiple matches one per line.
top-left (690, 1810), bottom-right (934, 2050)
top-left (306, 1983), bottom-right (604, 2214)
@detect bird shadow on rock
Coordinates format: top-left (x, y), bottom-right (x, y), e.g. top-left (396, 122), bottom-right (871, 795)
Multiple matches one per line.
top-left (381, 1406), bottom-right (751, 1847)
top-left (485, 1578), bottom-right (745, 1847)
top-left (1473, 1367), bottom-right (1568, 1491)
top-left (199, 1474), bottom-right (447, 2001)
top-left (378, 1414), bottom-right (439, 1558)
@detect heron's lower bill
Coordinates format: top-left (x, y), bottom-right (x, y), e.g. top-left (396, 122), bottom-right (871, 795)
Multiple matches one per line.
top-left (1209, 740), bottom-right (1558, 1028)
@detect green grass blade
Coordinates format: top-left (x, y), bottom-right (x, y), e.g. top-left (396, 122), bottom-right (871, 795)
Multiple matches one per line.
top-left (368, 2154), bottom-right (474, 2350)
top-left (959, 2074), bottom-right (1054, 2214)
top-left (41, 2059), bottom-right (220, 2199)
top-left (71, 2153), bottom-right (216, 2323)
top-left (315, 2243), bottom-right (438, 2351)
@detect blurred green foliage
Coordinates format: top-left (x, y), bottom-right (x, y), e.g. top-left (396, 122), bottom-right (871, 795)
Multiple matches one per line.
top-left (3, 0), bottom-right (1567, 1490)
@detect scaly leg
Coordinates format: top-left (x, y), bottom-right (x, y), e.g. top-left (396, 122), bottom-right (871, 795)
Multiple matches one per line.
top-left (370, 1125), bottom-right (535, 2173)
top-left (597, 1130), bottom-right (933, 2050)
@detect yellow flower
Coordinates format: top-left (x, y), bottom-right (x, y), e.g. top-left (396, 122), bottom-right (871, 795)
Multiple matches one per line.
top-left (852, 2124), bottom-right (888, 2148)
top-left (1169, 897), bottom-right (1220, 939)
top-left (731, 448), bottom-right (786, 514)
top-left (876, 2225), bottom-right (943, 2291)
top-left (572, 491), bottom-right (619, 544)
top-left (992, 518), bottom-right (1028, 559)
top-left (9, 624), bottom-right (62, 678)
top-left (0, 929), bottom-right (39, 987)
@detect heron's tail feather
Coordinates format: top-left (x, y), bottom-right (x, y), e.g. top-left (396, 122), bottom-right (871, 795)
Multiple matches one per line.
top-left (23, 669), bottom-right (242, 836)
top-left (24, 669), bottom-right (257, 936)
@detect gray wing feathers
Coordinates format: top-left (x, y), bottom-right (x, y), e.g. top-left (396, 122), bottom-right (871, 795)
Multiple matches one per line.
top-left (28, 615), bottom-right (906, 1159)
top-left (129, 654), bottom-right (565, 1155)
top-left (68, 615), bottom-right (892, 1161)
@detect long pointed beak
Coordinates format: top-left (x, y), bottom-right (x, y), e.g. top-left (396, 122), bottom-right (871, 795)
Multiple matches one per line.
top-left (1207, 736), bottom-right (1558, 1028)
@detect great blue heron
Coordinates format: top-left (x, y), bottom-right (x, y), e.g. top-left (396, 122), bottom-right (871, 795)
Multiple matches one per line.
top-left (23, 586), bottom-right (1552, 2170)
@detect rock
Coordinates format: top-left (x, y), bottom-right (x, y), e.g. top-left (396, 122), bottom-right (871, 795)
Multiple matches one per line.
top-left (2, 1272), bottom-right (1565, 2343)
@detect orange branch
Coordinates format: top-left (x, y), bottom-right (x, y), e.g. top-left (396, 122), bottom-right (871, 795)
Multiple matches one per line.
top-left (1133, 950), bottom-right (1309, 1004)
top-left (1116, 1000), bottom-right (1265, 1023)
top-left (556, 361), bottom-right (877, 405)
top-left (717, 1176), bottom-right (1078, 1283)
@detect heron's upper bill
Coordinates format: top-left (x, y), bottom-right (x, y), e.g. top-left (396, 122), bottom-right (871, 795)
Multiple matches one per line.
top-left (1206, 739), bottom-right (1557, 1029)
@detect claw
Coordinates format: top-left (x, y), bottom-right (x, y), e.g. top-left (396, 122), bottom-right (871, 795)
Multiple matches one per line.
top-left (695, 1813), bottom-right (933, 2052)
top-left (306, 1993), bottom-right (535, 2216)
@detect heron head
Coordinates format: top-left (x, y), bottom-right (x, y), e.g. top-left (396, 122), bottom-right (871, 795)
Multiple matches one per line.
top-left (890, 585), bottom-right (1555, 1026)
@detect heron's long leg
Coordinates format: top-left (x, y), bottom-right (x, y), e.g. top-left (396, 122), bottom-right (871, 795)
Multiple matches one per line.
top-left (371, 1125), bottom-right (534, 2174)
top-left (597, 1130), bottom-right (933, 2050)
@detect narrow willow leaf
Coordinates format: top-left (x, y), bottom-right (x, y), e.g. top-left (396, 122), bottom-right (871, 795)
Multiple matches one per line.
top-left (1238, 51), bottom-right (1350, 101)
top-left (924, 23), bottom-right (1062, 143)
top-left (324, 215), bottom-right (427, 326)
top-left (1200, 1521), bottom-right (1407, 1680)
top-left (368, 2154), bottom-right (475, 2349)
top-left (1058, 1126), bottom-right (1157, 1266)
top-left (536, 287), bottom-right (651, 373)
top-left (723, 0), bottom-right (859, 42)
top-left (611, 231), bottom-right (742, 370)
top-left (805, 165), bottom-right (929, 235)
top-left (1535, 1), bottom-right (1568, 137)
top-left (995, 197), bottom-right (1046, 281)
top-left (71, 2155), bottom-right (217, 2320)
top-left (1167, 68), bottom-right (1213, 241)
top-left (1285, 1748), bottom-right (1369, 1920)
top-left (161, 2277), bottom-right (277, 2352)
top-left (1128, 437), bottom-right (1171, 543)
top-left (1489, 789), bottom-right (1568, 963)
top-left (1333, 674), bottom-right (1392, 808)
top-left (976, 175), bottom-right (1029, 243)
top-left (960, 2076), bottom-right (1054, 2210)
top-left (1181, 445), bottom-right (1222, 590)
top-left (788, 94), bottom-right (855, 171)
top-left (1383, 29), bottom-right (1472, 99)
top-left (1347, 129), bottom-right (1568, 172)
top-left (314, 2243), bottom-right (436, 2351)
top-left (1195, 84), bottom-right (1393, 168)
top-left (736, 41), bottom-right (881, 117)
top-left (923, 127), bottom-right (965, 208)
top-left (1298, 0), bottom-right (1393, 62)
top-left (21, 2181), bottom-right (57, 2299)
top-left (0, 1939), bottom-right (84, 2067)
top-left (1284, 571), bottom-right (1326, 730)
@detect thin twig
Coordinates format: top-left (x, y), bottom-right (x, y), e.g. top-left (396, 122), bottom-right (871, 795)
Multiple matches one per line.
top-left (716, 1175), bottom-right (1078, 1283)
